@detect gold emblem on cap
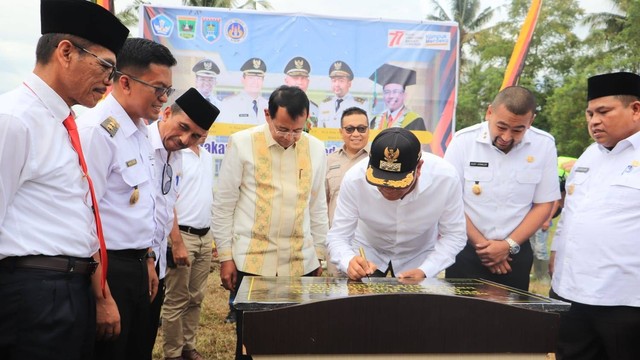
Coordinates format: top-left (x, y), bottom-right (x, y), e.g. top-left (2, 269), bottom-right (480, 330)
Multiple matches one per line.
top-left (334, 61), bottom-right (343, 70)
top-left (294, 59), bottom-right (304, 69)
top-left (633, 160), bottom-right (640, 167)
top-left (527, 156), bottom-right (534, 163)
top-left (203, 61), bottom-right (213, 71)
top-left (472, 181), bottom-right (482, 195)
top-left (567, 183), bottom-right (575, 195)
top-left (379, 147), bottom-right (401, 172)
top-left (252, 58), bottom-right (262, 69)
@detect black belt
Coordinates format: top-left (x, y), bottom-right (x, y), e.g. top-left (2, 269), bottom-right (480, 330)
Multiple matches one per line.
top-left (178, 225), bottom-right (210, 236)
top-left (107, 249), bottom-right (148, 259)
top-left (0, 255), bottom-right (98, 275)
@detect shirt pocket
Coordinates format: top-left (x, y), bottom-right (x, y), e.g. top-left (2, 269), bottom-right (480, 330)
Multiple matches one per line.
top-left (607, 174), bottom-right (640, 209)
top-left (326, 166), bottom-right (343, 198)
top-left (512, 169), bottom-right (541, 203)
top-left (463, 166), bottom-right (493, 199)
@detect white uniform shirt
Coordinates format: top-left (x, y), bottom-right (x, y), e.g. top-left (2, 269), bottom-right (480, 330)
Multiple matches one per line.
top-left (78, 94), bottom-right (157, 251)
top-left (444, 122), bottom-right (560, 240)
top-left (211, 124), bottom-right (328, 276)
top-left (175, 146), bottom-right (214, 229)
top-left (318, 93), bottom-right (369, 128)
top-left (148, 122), bottom-right (182, 279)
top-left (220, 91), bottom-right (267, 125)
top-left (551, 132), bottom-right (640, 306)
top-left (0, 73), bottom-right (97, 259)
top-left (327, 153), bottom-right (467, 277)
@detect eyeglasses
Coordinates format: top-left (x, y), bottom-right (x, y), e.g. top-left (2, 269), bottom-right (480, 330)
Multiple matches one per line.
top-left (161, 163), bottom-right (173, 195)
top-left (270, 121), bottom-right (303, 138)
top-left (70, 42), bottom-right (117, 81)
top-left (343, 125), bottom-right (368, 134)
top-left (116, 71), bottom-right (176, 98)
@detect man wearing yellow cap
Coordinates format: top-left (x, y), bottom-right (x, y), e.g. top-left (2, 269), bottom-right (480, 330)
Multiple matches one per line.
top-left (551, 72), bottom-right (640, 360)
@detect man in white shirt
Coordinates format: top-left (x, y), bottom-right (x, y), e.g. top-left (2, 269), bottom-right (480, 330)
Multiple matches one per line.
top-left (212, 85), bottom-right (328, 359)
top-left (327, 127), bottom-right (466, 280)
top-left (147, 88), bottom-right (220, 360)
top-left (444, 86), bottom-right (560, 291)
top-left (162, 135), bottom-right (215, 360)
top-left (550, 72), bottom-right (640, 360)
top-left (0, 1), bottom-right (128, 359)
top-left (221, 57), bottom-right (268, 125)
top-left (78, 37), bottom-right (177, 360)
top-left (318, 60), bottom-right (369, 128)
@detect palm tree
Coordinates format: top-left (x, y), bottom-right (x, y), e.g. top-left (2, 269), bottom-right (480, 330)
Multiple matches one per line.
top-left (182, 0), bottom-right (272, 10)
top-left (427, 0), bottom-right (497, 67)
top-left (581, 0), bottom-right (627, 45)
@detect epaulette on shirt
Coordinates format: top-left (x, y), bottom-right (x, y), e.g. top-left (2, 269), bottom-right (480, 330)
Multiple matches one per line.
top-left (528, 126), bottom-right (556, 141)
top-left (354, 97), bottom-right (366, 104)
top-left (453, 122), bottom-right (483, 137)
top-left (100, 116), bottom-right (120, 137)
top-left (322, 96), bottom-right (333, 102)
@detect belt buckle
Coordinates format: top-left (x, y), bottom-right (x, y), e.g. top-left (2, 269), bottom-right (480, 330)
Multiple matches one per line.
top-left (87, 261), bottom-right (99, 275)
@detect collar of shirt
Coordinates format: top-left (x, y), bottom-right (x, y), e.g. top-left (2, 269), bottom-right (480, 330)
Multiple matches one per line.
top-left (600, 130), bottom-right (640, 154)
top-left (338, 144), bottom-right (370, 159)
top-left (388, 105), bottom-right (406, 118)
top-left (24, 73), bottom-right (70, 123)
top-left (103, 94), bottom-right (149, 139)
top-left (474, 121), bottom-right (533, 151)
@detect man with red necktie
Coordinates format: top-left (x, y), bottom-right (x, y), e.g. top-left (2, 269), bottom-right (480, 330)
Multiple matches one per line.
top-left (0, 1), bottom-right (128, 359)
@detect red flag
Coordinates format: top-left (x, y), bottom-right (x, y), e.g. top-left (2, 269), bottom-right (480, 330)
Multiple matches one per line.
top-left (500, 0), bottom-right (542, 89)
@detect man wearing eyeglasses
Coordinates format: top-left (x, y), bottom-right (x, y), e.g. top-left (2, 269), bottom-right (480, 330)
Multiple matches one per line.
top-left (212, 85), bottom-right (328, 359)
top-left (148, 88), bottom-right (220, 360)
top-left (192, 58), bottom-right (222, 108)
top-left (77, 37), bottom-right (176, 360)
top-left (325, 107), bottom-right (371, 275)
top-left (369, 64), bottom-right (427, 131)
top-left (0, 1), bottom-right (128, 359)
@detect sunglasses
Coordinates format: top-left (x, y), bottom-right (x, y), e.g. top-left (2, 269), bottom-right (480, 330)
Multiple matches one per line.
top-left (161, 163), bottom-right (173, 195)
top-left (116, 71), bottom-right (176, 98)
top-left (343, 125), bottom-right (368, 134)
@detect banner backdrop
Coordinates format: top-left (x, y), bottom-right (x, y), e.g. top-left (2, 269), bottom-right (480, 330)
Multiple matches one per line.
top-left (140, 5), bottom-right (459, 174)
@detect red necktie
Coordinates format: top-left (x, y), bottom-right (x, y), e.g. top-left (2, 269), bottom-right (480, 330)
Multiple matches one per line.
top-left (63, 114), bottom-right (108, 297)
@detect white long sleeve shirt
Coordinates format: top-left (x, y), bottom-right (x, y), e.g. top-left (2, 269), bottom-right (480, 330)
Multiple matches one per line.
top-left (327, 152), bottom-right (467, 277)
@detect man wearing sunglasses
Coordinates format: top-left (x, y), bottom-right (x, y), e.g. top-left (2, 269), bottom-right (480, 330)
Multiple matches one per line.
top-left (0, 1), bottom-right (128, 359)
top-left (327, 128), bottom-right (466, 281)
top-left (212, 85), bottom-right (328, 359)
top-left (325, 107), bottom-right (371, 275)
top-left (148, 88), bottom-right (220, 360)
top-left (77, 37), bottom-right (176, 360)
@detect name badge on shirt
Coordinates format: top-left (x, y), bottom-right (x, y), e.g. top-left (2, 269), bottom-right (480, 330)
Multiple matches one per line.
top-left (239, 113), bottom-right (249, 117)
top-left (126, 159), bottom-right (137, 167)
top-left (328, 164), bottom-right (341, 170)
top-left (469, 162), bottom-right (489, 167)
top-left (575, 167), bottom-right (589, 173)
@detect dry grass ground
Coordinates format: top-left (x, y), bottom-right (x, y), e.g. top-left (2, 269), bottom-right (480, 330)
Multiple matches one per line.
top-left (151, 259), bottom-right (553, 360)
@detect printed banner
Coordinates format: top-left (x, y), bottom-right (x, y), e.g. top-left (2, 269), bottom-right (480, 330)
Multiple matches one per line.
top-left (141, 5), bottom-right (459, 167)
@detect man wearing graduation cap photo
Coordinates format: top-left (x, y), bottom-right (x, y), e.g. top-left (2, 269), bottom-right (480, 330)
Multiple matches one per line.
top-left (327, 127), bottom-right (466, 281)
top-left (0, 0), bottom-right (129, 358)
top-left (147, 87), bottom-right (220, 359)
top-left (193, 58), bottom-right (222, 108)
top-left (284, 56), bottom-right (319, 130)
top-left (369, 63), bottom-right (427, 131)
top-left (318, 60), bottom-right (369, 128)
top-left (221, 57), bottom-right (268, 125)
top-left (550, 72), bottom-right (640, 360)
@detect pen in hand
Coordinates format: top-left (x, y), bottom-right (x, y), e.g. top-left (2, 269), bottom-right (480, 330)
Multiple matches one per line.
top-left (359, 246), bottom-right (371, 280)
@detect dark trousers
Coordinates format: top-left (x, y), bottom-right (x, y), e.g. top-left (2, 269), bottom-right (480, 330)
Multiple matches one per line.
top-left (445, 239), bottom-right (533, 291)
top-left (143, 263), bottom-right (165, 360)
top-left (95, 250), bottom-right (150, 360)
top-left (0, 267), bottom-right (95, 360)
top-left (550, 289), bottom-right (640, 360)
top-left (234, 269), bottom-right (319, 360)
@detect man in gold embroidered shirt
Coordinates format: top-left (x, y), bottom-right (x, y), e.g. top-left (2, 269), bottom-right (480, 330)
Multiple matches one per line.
top-left (212, 85), bottom-right (328, 359)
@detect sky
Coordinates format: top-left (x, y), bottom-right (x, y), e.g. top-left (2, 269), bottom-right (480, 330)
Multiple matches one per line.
top-left (0, 0), bottom-right (613, 94)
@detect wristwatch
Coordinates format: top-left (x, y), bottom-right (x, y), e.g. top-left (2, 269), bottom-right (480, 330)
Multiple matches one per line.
top-left (505, 237), bottom-right (520, 255)
top-left (145, 250), bottom-right (157, 261)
